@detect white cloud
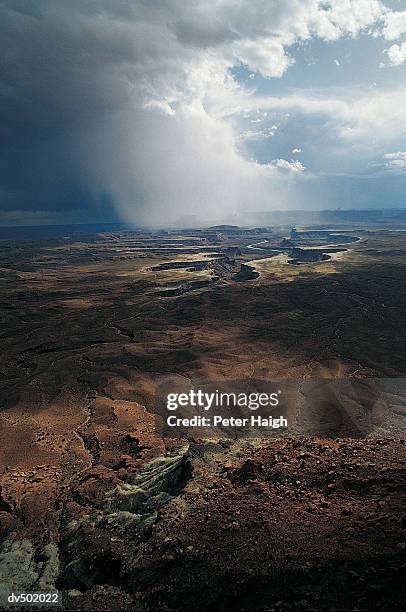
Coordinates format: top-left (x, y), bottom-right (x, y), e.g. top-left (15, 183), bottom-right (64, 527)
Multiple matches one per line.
top-left (386, 42), bottom-right (406, 66)
top-left (385, 159), bottom-right (406, 171)
top-left (240, 127), bottom-right (276, 141)
top-left (384, 151), bottom-right (406, 160)
top-left (250, 111), bottom-right (269, 124)
top-left (292, 148), bottom-right (302, 153)
top-left (251, 88), bottom-right (406, 147)
top-left (307, 0), bottom-right (385, 41)
top-left (233, 38), bottom-right (294, 78)
top-left (269, 159), bottom-right (306, 172)
top-left (384, 151), bottom-right (406, 172)
top-left (233, 86), bottom-right (406, 181)
top-left (382, 10), bottom-right (406, 40)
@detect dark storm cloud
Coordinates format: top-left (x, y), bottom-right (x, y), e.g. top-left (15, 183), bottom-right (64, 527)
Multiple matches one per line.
top-left (0, 0), bottom-right (279, 225)
top-left (0, 0), bottom-right (145, 223)
top-left (0, 1), bottom-right (405, 226)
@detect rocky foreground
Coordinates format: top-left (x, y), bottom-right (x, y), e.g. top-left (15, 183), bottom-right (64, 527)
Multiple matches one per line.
top-left (1, 437), bottom-right (405, 611)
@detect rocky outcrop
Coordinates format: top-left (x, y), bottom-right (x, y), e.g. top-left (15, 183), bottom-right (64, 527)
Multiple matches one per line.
top-left (0, 539), bottom-right (59, 592)
top-left (233, 264), bottom-right (259, 282)
top-left (150, 260), bottom-right (211, 272)
top-left (106, 446), bottom-right (190, 524)
top-left (58, 447), bottom-right (191, 591)
top-left (289, 248), bottom-right (330, 264)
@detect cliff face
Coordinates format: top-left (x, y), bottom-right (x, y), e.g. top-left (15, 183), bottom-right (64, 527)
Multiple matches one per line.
top-left (289, 248), bottom-right (330, 264)
top-left (233, 264), bottom-right (260, 281)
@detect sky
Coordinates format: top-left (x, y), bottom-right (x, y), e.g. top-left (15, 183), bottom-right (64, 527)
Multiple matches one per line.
top-left (0, 0), bottom-right (406, 227)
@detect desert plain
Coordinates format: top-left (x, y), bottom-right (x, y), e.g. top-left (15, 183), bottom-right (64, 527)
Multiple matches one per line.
top-left (0, 222), bottom-right (405, 610)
